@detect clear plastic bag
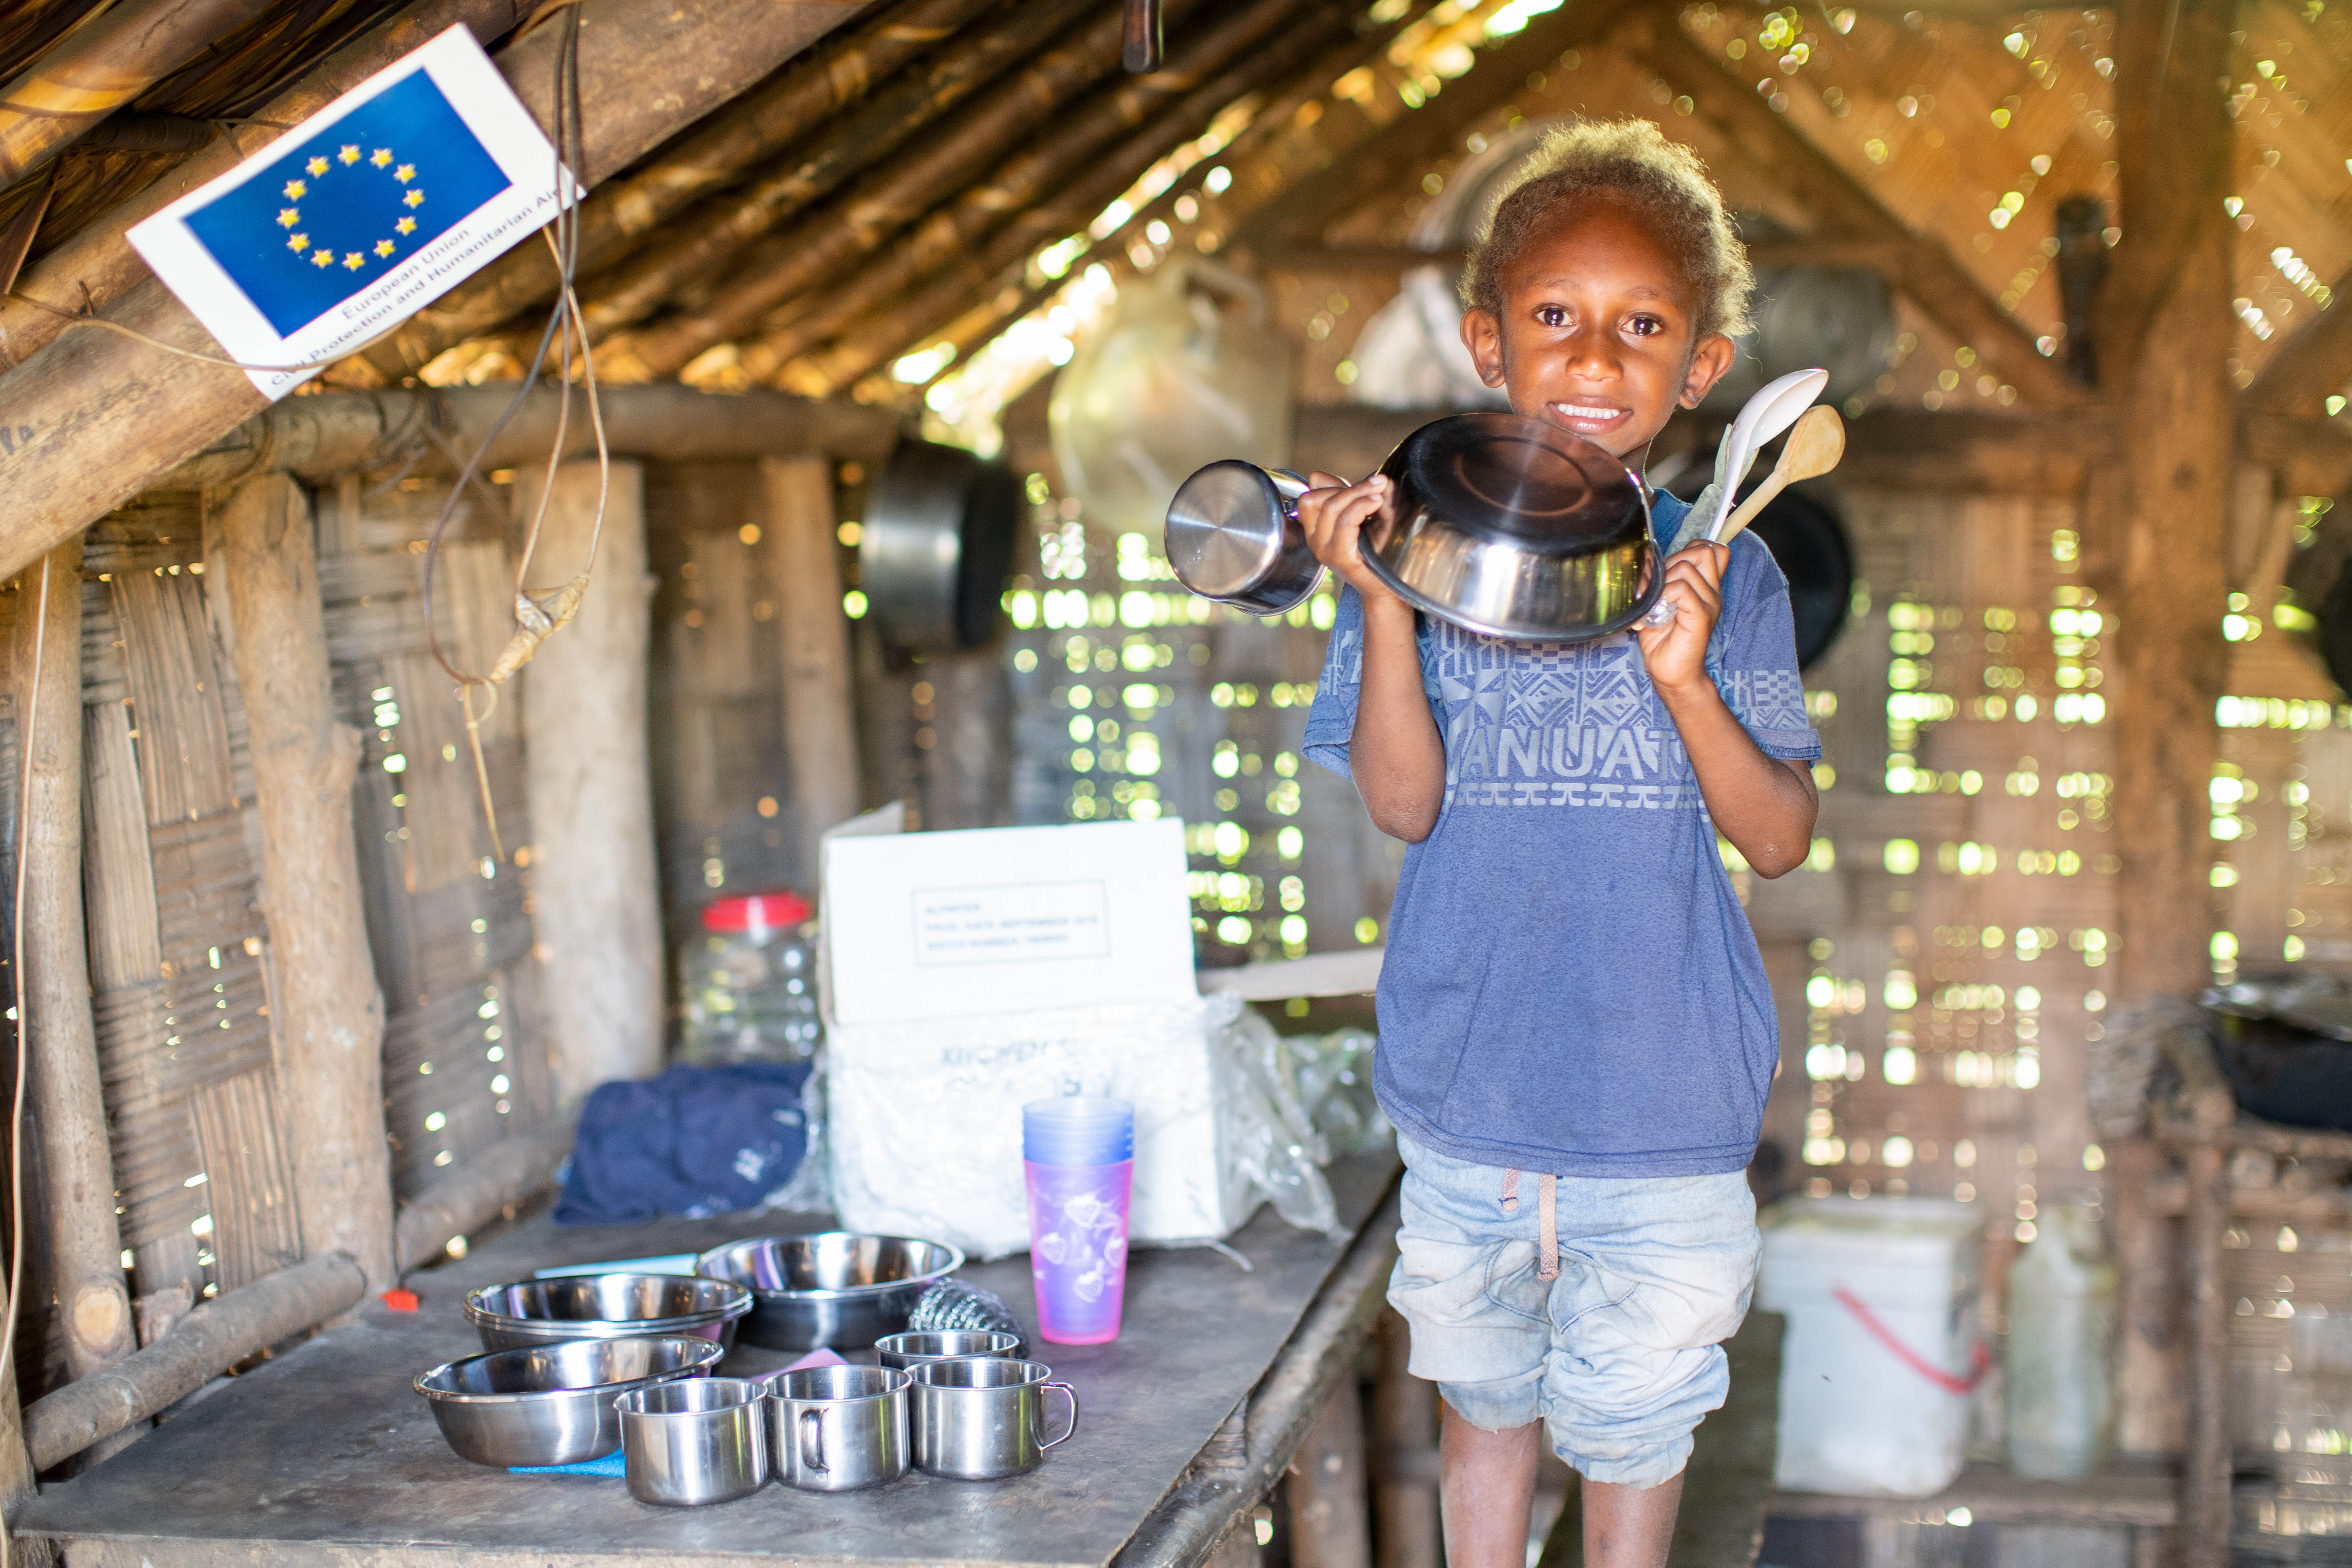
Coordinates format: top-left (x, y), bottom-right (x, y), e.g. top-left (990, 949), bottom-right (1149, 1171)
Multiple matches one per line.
top-left (1211, 998), bottom-right (1340, 1237)
top-left (760, 1055), bottom-right (833, 1214)
top-left (1048, 260), bottom-right (1296, 534)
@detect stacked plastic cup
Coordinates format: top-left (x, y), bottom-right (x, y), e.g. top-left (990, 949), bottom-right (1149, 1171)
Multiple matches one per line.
top-left (1021, 1096), bottom-right (1135, 1345)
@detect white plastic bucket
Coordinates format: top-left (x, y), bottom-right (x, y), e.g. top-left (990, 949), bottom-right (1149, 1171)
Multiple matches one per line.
top-left (1757, 1195), bottom-right (1984, 1496)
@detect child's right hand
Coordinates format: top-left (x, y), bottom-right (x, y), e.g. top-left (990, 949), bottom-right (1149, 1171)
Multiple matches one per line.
top-left (1296, 470), bottom-right (1398, 603)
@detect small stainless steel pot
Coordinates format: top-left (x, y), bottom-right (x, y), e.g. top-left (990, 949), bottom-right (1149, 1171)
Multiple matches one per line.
top-left (1164, 461), bottom-right (1324, 616)
top-left (694, 1232), bottom-right (964, 1351)
top-left (413, 1335), bottom-right (725, 1467)
top-left (616, 1377), bottom-right (770, 1507)
top-left (908, 1357), bottom-right (1078, 1480)
top-left (462, 1272), bottom-right (753, 1353)
top-left (1359, 413), bottom-right (1658, 641)
top-left (874, 1330), bottom-right (1026, 1371)
top-left (765, 1363), bottom-right (911, 1492)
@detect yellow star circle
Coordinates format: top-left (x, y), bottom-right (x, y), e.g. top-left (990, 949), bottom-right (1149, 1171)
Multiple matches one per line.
top-left (279, 145), bottom-right (426, 270)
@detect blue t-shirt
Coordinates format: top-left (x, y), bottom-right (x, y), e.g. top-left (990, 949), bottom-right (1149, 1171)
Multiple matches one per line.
top-left (1302, 491), bottom-right (1821, 1177)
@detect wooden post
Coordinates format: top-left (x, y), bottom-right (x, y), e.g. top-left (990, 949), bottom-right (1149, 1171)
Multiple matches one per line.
top-left (1372, 1309), bottom-right (1441, 1568)
top-left (760, 457), bottom-right (862, 876)
top-left (1288, 1379), bottom-right (1372, 1568)
top-left (11, 541), bottom-right (136, 1404)
top-left (2182, 1140), bottom-right (2230, 1564)
top-left (520, 459), bottom-right (665, 1103)
top-left (215, 474), bottom-right (395, 1295)
top-left (917, 649), bottom-right (1012, 831)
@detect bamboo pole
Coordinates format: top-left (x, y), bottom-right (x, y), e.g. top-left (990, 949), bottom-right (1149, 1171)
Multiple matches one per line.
top-left (0, 0), bottom-right (279, 185)
top-left (1287, 1378), bottom-right (1373, 1568)
top-left (2244, 262), bottom-right (2352, 415)
top-left (519, 460), bottom-right (665, 1105)
top-left (11, 540), bottom-right (135, 1399)
top-left (776, 0), bottom-right (1367, 395)
top-left (353, 0), bottom-right (999, 382)
top-left (20, 1252), bottom-right (365, 1471)
top-left (159, 385), bottom-right (902, 488)
top-left (0, 0), bottom-right (871, 586)
top-left (610, 0), bottom-right (1209, 380)
top-left (215, 474), bottom-right (396, 1296)
top-left (567, 0), bottom-right (1100, 350)
top-left (760, 457), bottom-right (863, 877)
top-left (2102, 4), bottom-right (2236, 1557)
top-left (0, 0), bottom-right (536, 369)
top-left (730, 0), bottom-right (1303, 384)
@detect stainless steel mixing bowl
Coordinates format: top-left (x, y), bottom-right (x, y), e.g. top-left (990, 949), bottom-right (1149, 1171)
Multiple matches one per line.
top-left (695, 1233), bottom-right (964, 1351)
top-left (414, 1334), bottom-right (726, 1467)
top-left (1358, 412), bottom-right (1658, 642)
top-left (462, 1272), bottom-right (754, 1353)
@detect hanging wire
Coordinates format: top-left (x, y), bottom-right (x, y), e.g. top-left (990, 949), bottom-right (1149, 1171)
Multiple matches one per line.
top-left (0, 556), bottom-right (50, 1553)
top-left (417, 3), bottom-right (610, 861)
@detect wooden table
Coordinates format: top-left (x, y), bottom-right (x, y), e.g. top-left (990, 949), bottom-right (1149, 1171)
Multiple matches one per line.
top-left (20, 1153), bottom-right (1403, 1568)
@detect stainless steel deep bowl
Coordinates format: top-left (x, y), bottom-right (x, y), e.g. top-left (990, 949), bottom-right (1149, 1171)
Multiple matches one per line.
top-left (1359, 413), bottom-right (1658, 642)
top-left (462, 1273), bottom-right (754, 1353)
top-left (695, 1233), bottom-right (964, 1351)
top-left (414, 1334), bottom-right (726, 1467)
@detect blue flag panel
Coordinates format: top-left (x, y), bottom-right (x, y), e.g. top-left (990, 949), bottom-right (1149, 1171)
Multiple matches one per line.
top-left (185, 69), bottom-right (513, 337)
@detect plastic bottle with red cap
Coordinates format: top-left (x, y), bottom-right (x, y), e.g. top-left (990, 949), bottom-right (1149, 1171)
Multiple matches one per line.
top-left (680, 889), bottom-right (822, 1065)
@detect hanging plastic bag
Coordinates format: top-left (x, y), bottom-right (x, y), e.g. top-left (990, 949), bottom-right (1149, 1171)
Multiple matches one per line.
top-left (1048, 259), bottom-right (1296, 535)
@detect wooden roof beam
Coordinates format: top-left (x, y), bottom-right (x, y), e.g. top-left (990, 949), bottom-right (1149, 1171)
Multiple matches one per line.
top-left (1622, 7), bottom-right (2086, 409)
top-left (0, 0), bottom-right (874, 583)
top-left (785, 0), bottom-right (1425, 396)
top-left (352, 0), bottom-right (1000, 382)
top-left (0, 0), bottom-right (279, 185)
top-left (2243, 266), bottom-right (2352, 417)
top-left (724, 0), bottom-right (1325, 384)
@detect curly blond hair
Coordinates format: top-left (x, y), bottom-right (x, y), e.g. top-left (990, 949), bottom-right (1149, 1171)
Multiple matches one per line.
top-left (1460, 118), bottom-right (1753, 340)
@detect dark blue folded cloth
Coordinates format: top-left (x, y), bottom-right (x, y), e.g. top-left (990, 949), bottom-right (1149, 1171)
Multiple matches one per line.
top-left (554, 1062), bottom-right (813, 1227)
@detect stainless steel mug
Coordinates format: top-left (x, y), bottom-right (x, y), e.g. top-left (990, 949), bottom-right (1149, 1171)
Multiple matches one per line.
top-left (1165, 461), bottom-right (1324, 616)
top-left (615, 1377), bottom-right (768, 1507)
top-left (766, 1363), bottom-right (910, 1492)
top-left (908, 1357), bottom-right (1079, 1480)
top-left (873, 1330), bottom-right (1025, 1372)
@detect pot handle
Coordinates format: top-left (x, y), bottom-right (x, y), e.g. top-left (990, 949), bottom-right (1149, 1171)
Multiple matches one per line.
top-left (1032, 1382), bottom-right (1080, 1451)
top-left (1267, 468), bottom-right (1311, 517)
top-left (799, 1407), bottom-right (829, 1473)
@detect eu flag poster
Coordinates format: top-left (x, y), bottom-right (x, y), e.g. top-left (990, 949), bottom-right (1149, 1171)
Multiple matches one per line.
top-left (130, 27), bottom-right (573, 400)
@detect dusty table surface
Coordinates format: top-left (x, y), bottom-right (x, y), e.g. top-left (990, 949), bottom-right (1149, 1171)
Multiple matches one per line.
top-left (23, 1151), bottom-right (1401, 1568)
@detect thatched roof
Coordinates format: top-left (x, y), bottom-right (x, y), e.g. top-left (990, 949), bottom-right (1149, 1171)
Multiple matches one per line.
top-left (1, 0), bottom-right (2350, 513)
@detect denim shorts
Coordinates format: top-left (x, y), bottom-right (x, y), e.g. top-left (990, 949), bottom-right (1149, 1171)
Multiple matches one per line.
top-left (1386, 1134), bottom-right (1760, 1487)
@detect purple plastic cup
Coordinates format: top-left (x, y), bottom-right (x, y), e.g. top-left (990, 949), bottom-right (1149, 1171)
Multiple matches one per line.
top-left (1023, 1097), bottom-right (1134, 1346)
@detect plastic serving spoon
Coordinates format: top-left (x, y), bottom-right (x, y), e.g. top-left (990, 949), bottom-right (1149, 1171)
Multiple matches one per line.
top-left (1642, 367), bottom-right (1829, 629)
top-left (1713, 405), bottom-right (1846, 545)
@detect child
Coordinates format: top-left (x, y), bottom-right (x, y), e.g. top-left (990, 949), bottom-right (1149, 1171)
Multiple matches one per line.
top-left (1298, 120), bottom-right (1820, 1568)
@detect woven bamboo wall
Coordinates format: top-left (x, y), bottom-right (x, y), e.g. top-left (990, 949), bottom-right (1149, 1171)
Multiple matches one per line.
top-left (312, 474), bottom-right (555, 1203)
top-left (641, 460), bottom-right (807, 929)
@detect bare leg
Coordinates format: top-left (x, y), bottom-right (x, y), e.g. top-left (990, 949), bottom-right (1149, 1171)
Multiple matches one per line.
top-left (1583, 1473), bottom-right (1686, 1568)
top-left (1438, 1401), bottom-right (1540, 1568)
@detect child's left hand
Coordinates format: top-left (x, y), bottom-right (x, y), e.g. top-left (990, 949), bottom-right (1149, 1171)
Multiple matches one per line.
top-left (1634, 541), bottom-right (1727, 693)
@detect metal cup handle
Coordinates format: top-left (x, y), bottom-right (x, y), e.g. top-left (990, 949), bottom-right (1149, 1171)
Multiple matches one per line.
top-left (1032, 1382), bottom-right (1080, 1452)
top-left (799, 1407), bottom-right (828, 1473)
top-left (1266, 468), bottom-right (1311, 518)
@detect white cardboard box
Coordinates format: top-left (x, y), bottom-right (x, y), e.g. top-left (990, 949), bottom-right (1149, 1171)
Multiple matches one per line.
top-left (821, 820), bottom-right (1258, 1258)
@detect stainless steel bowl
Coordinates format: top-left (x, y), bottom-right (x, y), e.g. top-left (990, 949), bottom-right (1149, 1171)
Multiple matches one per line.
top-left (1164, 461), bottom-right (1324, 616)
top-left (1359, 413), bottom-right (1658, 642)
top-left (695, 1233), bottom-right (964, 1351)
top-left (414, 1334), bottom-right (725, 1467)
top-left (462, 1272), bottom-right (754, 1353)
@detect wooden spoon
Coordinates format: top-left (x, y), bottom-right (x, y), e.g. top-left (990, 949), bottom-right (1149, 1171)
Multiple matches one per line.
top-left (1713, 405), bottom-right (1847, 544)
